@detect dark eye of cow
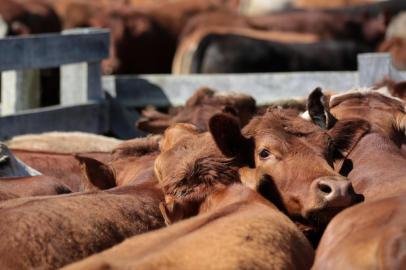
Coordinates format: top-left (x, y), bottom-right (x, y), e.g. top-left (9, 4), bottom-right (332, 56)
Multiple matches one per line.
top-left (259, 149), bottom-right (271, 159)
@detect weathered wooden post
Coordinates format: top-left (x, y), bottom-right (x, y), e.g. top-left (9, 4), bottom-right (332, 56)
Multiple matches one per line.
top-left (60, 28), bottom-right (108, 105)
top-left (0, 15), bottom-right (41, 116)
top-left (358, 53), bottom-right (406, 87)
top-left (1, 69), bottom-right (40, 116)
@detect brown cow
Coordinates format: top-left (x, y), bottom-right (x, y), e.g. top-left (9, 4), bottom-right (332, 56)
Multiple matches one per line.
top-left (0, 0), bottom-right (61, 35)
top-left (0, 136), bottom-right (165, 269)
top-left (12, 149), bottom-right (112, 191)
top-left (53, 0), bottom-right (240, 74)
top-left (313, 194), bottom-right (406, 270)
top-left (66, 124), bottom-right (313, 269)
top-left (339, 133), bottom-right (406, 200)
top-left (103, 135), bottom-right (161, 186)
top-left (0, 175), bottom-right (72, 202)
top-left (327, 88), bottom-right (406, 146)
top-left (7, 132), bottom-right (122, 153)
top-left (90, 6), bottom-right (176, 74)
top-left (61, 185), bottom-right (314, 270)
top-left (10, 135), bottom-right (161, 191)
top-left (137, 87), bottom-right (257, 133)
top-left (180, 9), bottom-right (386, 47)
top-left (155, 110), bottom-right (365, 235)
top-left (208, 106), bottom-right (367, 228)
top-left (309, 89), bottom-right (406, 200)
top-left (0, 182), bottom-right (164, 270)
top-left (293, 0), bottom-right (375, 9)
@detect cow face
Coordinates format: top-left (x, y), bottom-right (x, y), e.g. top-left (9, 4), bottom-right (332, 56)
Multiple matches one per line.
top-left (210, 107), bottom-right (367, 226)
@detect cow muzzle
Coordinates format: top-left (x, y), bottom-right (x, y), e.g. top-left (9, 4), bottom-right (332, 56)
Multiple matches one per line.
top-left (304, 176), bottom-right (363, 223)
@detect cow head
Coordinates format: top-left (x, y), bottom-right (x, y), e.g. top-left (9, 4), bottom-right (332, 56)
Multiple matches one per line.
top-left (137, 88), bottom-right (256, 134)
top-left (155, 123), bottom-right (241, 224)
top-left (209, 95), bottom-right (368, 226)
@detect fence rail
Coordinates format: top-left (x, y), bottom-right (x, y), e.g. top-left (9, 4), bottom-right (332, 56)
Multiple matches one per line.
top-left (0, 28), bottom-right (109, 116)
top-left (103, 53), bottom-right (406, 108)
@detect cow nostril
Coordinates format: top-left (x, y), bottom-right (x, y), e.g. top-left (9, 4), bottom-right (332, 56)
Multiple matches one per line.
top-left (318, 183), bottom-right (332, 194)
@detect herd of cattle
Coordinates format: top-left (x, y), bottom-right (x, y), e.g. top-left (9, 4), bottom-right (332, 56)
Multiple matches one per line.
top-left (0, 77), bottom-right (405, 269)
top-left (1, 0), bottom-right (406, 75)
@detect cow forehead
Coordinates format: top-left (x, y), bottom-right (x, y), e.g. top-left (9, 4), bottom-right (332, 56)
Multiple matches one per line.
top-left (244, 112), bottom-right (324, 139)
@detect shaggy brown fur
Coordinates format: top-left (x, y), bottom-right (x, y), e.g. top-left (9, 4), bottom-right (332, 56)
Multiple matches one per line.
top-left (155, 123), bottom-right (241, 221)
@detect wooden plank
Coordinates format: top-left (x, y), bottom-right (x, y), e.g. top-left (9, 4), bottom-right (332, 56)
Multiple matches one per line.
top-left (0, 28), bottom-right (109, 71)
top-left (0, 102), bottom-right (109, 140)
top-left (103, 72), bottom-right (359, 107)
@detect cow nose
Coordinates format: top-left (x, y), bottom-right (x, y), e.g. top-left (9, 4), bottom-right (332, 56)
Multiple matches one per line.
top-left (314, 177), bottom-right (358, 208)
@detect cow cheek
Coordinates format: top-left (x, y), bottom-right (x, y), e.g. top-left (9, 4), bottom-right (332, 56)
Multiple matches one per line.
top-left (268, 162), bottom-right (306, 216)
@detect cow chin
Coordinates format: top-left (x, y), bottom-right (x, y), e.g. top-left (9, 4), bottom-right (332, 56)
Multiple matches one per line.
top-left (303, 206), bottom-right (349, 228)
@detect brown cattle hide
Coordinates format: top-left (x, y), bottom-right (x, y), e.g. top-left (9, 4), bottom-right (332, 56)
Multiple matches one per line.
top-left (0, 175), bottom-right (71, 202)
top-left (0, 183), bottom-right (164, 270)
top-left (313, 194), bottom-right (406, 270)
top-left (61, 185), bottom-right (314, 270)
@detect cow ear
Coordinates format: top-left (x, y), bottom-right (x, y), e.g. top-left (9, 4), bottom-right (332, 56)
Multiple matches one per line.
top-left (75, 155), bottom-right (116, 191)
top-left (209, 113), bottom-right (255, 167)
top-left (328, 119), bottom-right (370, 158)
top-left (307, 87), bottom-right (337, 129)
top-left (221, 105), bottom-right (238, 117)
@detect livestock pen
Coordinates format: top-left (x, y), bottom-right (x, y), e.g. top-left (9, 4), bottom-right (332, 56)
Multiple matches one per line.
top-left (0, 28), bottom-right (405, 139)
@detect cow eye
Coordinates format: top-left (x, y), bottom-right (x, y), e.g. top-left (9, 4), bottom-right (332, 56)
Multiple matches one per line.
top-left (259, 149), bottom-right (271, 159)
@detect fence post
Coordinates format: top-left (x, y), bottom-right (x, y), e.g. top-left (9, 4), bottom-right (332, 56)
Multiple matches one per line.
top-left (358, 53), bottom-right (406, 87)
top-left (1, 69), bottom-right (40, 116)
top-left (60, 61), bottom-right (103, 105)
top-left (60, 29), bottom-right (104, 105)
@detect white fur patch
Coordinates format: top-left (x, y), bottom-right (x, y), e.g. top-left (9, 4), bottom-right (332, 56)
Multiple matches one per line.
top-left (300, 111), bottom-right (311, 121)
